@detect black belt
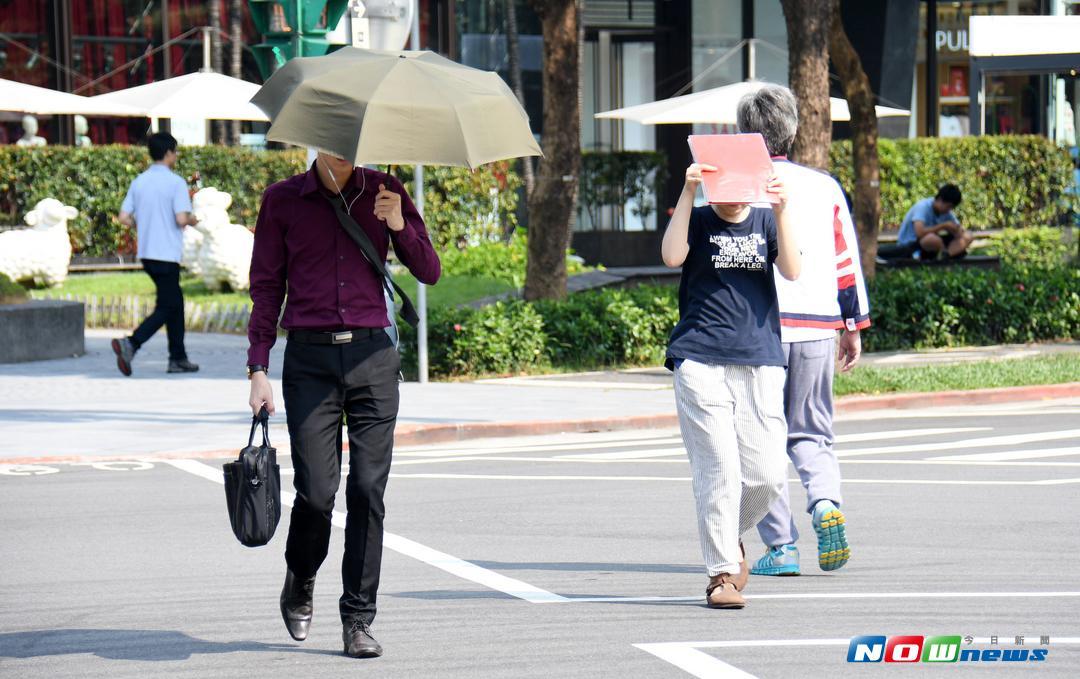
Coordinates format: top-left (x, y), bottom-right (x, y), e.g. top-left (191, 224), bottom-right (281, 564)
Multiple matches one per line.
top-left (287, 328), bottom-right (382, 345)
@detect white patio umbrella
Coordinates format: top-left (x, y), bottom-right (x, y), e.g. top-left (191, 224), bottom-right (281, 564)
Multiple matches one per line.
top-left (90, 72), bottom-right (268, 121)
top-left (595, 80), bottom-right (909, 125)
top-left (0, 78), bottom-right (141, 116)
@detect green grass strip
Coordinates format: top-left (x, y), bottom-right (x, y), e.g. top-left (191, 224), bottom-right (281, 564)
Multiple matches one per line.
top-left (834, 353), bottom-right (1080, 397)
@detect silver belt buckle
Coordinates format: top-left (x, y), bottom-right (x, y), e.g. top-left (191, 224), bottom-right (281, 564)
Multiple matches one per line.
top-left (331, 331), bottom-right (353, 344)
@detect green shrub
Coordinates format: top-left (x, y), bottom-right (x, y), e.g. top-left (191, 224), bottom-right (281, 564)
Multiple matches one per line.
top-left (391, 162), bottom-right (522, 251)
top-left (0, 146), bottom-right (521, 257)
top-left (439, 230), bottom-right (588, 287)
top-left (398, 264), bottom-right (1079, 377)
top-left (829, 136), bottom-right (1077, 229)
top-left (0, 272), bottom-right (28, 304)
top-left (984, 226), bottom-right (1074, 273)
top-left (863, 265), bottom-right (1080, 352)
top-left (399, 300), bottom-right (547, 377)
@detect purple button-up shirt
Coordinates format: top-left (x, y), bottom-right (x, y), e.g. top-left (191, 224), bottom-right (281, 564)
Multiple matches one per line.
top-left (247, 164), bottom-right (440, 367)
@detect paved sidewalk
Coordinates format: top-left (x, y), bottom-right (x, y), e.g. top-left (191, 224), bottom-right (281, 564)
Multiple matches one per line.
top-left (0, 330), bottom-right (1076, 461)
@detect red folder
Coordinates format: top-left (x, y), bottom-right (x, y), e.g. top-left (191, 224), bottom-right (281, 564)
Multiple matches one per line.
top-left (687, 133), bottom-right (778, 204)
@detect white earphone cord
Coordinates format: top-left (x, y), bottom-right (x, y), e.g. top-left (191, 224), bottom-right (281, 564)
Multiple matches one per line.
top-left (324, 159), bottom-right (366, 214)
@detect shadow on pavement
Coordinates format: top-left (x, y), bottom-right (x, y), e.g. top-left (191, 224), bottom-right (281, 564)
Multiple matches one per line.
top-left (0, 629), bottom-right (339, 661)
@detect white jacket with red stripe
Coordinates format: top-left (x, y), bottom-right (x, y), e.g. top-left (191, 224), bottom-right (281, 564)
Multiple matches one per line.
top-left (770, 159), bottom-right (871, 344)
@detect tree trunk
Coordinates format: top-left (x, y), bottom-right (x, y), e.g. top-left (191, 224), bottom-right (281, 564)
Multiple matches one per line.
top-left (830, 0), bottom-right (881, 278)
top-left (228, 0), bottom-right (243, 145)
top-left (523, 0), bottom-right (580, 301)
top-left (209, 0), bottom-right (226, 143)
top-left (780, 0), bottom-right (832, 170)
top-left (505, 0), bottom-right (535, 202)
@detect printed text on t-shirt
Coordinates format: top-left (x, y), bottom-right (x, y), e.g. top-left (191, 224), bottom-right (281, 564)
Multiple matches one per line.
top-left (709, 233), bottom-right (767, 271)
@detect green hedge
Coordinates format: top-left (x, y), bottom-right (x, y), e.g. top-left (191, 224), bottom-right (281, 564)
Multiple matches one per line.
top-left (439, 230), bottom-right (588, 288)
top-left (0, 146), bottom-right (520, 257)
top-left (399, 228), bottom-right (1079, 378)
top-left (829, 136), bottom-right (1077, 229)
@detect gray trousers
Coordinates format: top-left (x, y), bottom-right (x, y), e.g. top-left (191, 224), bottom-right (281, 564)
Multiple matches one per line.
top-left (674, 360), bottom-right (788, 576)
top-left (756, 337), bottom-right (843, 547)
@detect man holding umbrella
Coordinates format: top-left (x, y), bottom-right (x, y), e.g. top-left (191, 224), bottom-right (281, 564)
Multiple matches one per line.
top-left (246, 151), bottom-right (439, 658)
top-left (245, 46), bottom-right (539, 659)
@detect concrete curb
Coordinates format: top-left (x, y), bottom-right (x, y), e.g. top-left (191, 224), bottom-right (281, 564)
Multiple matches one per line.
top-left (5, 382), bottom-right (1078, 466)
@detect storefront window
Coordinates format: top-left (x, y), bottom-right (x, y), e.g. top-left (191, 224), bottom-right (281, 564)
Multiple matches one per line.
top-left (692, 0), bottom-right (743, 92)
top-left (916, 0), bottom-right (1043, 137)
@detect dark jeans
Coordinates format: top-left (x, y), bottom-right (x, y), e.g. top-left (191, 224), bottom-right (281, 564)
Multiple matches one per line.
top-left (878, 232), bottom-right (956, 261)
top-left (130, 259), bottom-right (186, 360)
top-left (281, 331), bottom-right (400, 625)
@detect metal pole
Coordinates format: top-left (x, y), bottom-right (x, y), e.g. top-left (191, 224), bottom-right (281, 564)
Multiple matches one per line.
top-left (411, 4), bottom-right (428, 384)
top-left (747, 38), bottom-right (755, 81)
top-left (162, 0), bottom-right (171, 78)
top-left (202, 26), bottom-right (212, 72)
top-left (926, 0), bottom-right (938, 137)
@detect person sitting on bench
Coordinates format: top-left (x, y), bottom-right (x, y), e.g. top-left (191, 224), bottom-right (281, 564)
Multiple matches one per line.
top-left (885, 184), bottom-right (973, 261)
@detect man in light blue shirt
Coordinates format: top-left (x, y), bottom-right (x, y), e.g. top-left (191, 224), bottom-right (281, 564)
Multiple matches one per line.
top-left (893, 184), bottom-right (972, 260)
top-left (110, 132), bottom-right (200, 376)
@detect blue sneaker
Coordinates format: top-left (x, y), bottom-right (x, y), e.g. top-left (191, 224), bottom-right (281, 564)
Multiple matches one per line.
top-left (750, 544), bottom-right (800, 576)
top-left (812, 500), bottom-right (850, 571)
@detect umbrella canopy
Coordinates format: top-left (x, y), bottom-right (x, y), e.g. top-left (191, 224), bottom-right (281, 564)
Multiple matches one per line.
top-left (91, 72), bottom-right (267, 121)
top-left (595, 81), bottom-right (909, 125)
top-left (251, 48), bottom-right (541, 169)
top-left (0, 78), bottom-right (141, 116)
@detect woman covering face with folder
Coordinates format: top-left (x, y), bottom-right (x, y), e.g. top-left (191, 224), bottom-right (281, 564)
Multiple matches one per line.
top-left (661, 128), bottom-right (801, 609)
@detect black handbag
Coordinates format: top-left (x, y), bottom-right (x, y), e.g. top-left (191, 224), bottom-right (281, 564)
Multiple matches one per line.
top-left (222, 406), bottom-right (282, 547)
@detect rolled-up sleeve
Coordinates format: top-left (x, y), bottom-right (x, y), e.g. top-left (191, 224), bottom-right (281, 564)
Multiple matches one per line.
top-left (247, 189), bottom-right (287, 367)
top-left (388, 176), bottom-right (441, 285)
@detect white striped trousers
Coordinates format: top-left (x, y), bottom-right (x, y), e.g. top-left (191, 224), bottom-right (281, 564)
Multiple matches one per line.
top-left (674, 359), bottom-right (788, 576)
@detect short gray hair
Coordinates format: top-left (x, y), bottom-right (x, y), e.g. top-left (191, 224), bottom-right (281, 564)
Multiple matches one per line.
top-left (736, 85), bottom-right (799, 157)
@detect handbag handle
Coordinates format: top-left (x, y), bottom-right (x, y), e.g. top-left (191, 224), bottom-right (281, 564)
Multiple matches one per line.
top-left (247, 405), bottom-right (271, 449)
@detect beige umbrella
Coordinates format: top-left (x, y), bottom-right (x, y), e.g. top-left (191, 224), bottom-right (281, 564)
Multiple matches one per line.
top-left (250, 47), bottom-right (541, 169)
top-left (0, 78), bottom-right (141, 116)
top-left (90, 72), bottom-right (268, 121)
top-left (595, 80), bottom-right (910, 125)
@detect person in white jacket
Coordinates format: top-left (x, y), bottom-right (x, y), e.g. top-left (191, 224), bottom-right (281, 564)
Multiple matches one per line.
top-left (736, 85), bottom-right (871, 576)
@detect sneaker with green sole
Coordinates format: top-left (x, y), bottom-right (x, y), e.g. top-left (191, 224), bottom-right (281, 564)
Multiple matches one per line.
top-left (812, 500), bottom-right (850, 571)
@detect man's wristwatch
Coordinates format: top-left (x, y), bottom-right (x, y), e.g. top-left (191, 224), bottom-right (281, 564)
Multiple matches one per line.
top-left (247, 364), bottom-right (268, 379)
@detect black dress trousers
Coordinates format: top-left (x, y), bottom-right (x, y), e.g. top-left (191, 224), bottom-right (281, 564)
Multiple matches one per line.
top-left (281, 330), bottom-right (400, 625)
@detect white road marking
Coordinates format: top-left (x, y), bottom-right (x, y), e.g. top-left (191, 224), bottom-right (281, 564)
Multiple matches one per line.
top-left (836, 429), bottom-right (1080, 457)
top-left (397, 436), bottom-right (684, 457)
top-left (834, 427), bottom-right (990, 443)
top-left (636, 643), bottom-right (755, 679)
top-left (163, 459), bottom-right (566, 604)
top-left (70, 461), bottom-right (155, 471)
top-left (557, 448), bottom-right (685, 460)
top-left (636, 637), bottom-right (1080, 679)
top-left (928, 446), bottom-right (1080, 462)
top-left (567, 591), bottom-right (1080, 604)
top-left (391, 456), bottom-right (1080, 468)
top-left (0, 464), bottom-right (59, 476)
top-left (386, 473), bottom-right (1079, 486)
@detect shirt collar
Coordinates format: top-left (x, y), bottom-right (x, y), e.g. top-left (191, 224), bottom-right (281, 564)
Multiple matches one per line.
top-left (300, 160), bottom-right (365, 197)
top-left (771, 155), bottom-right (789, 161)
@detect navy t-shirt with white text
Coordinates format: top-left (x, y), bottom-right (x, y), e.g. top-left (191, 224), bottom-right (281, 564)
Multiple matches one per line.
top-left (666, 205), bottom-right (785, 369)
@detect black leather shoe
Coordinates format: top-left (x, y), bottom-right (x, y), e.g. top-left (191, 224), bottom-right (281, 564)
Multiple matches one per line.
top-left (167, 358), bottom-right (199, 373)
top-left (280, 570), bottom-right (315, 641)
top-left (343, 619), bottom-right (383, 658)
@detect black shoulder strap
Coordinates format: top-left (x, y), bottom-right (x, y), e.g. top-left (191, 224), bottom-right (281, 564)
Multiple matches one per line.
top-left (323, 194), bottom-right (419, 328)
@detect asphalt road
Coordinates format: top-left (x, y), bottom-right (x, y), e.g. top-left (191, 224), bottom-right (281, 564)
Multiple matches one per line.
top-left (2, 398), bottom-right (1079, 678)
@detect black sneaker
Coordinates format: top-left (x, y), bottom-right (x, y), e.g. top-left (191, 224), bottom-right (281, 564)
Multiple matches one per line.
top-left (167, 359), bottom-right (199, 373)
top-left (343, 619), bottom-right (382, 658)
top-left (111, 338), bottom-right (134, 377)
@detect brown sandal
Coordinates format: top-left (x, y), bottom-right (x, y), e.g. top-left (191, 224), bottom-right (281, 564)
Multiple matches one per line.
top-left (706, 573), bottom-right (746, 609)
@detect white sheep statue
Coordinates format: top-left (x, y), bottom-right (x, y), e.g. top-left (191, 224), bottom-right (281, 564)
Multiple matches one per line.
top-left (182, 223), bottom-right (204, 277)
top-left (188, 187), bottom-right (254, 292)
top-left (0, 198), bottom-right (77, 287)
